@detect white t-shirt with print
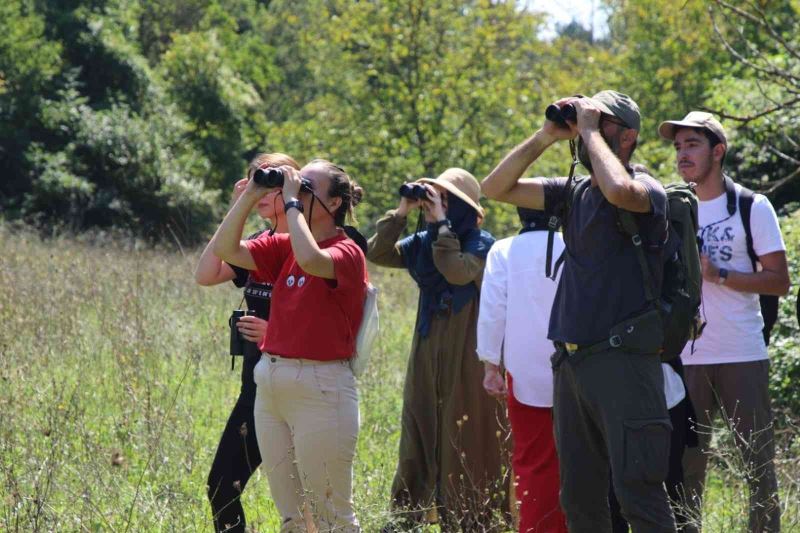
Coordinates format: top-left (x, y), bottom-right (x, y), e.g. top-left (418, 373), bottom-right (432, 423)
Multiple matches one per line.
top-left (681, 182), bottom-right (786, 365)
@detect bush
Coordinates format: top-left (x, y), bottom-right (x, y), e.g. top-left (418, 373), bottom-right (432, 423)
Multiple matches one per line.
top-left (22, 84), bottom-right (220, 244)
top-left (770, 208), bottom-right (800, 421)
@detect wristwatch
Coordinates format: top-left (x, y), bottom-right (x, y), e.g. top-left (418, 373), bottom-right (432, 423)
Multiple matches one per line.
top-left (284, 199), bottom-right (304, 214)
top-left (433, 219), bottom-right (452, 233)
top-left (717, 268), bottom-right (729, 285)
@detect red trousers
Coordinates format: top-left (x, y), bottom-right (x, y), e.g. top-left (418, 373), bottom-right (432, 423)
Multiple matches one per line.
top-left (508, 373), bottom-right (567, 533)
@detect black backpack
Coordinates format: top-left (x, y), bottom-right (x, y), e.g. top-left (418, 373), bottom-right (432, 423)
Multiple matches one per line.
top-left (723, 176), bottom-right (780, 345)
top-left (546, 163), bottom-right (704, 361)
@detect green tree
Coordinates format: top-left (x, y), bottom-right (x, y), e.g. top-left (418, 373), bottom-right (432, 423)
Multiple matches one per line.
top-left (703, 0), bottom-right (800, 209)
top-left (4, 0), bottom-right (221, 242)
top-left (269, 0), bottom-right (604, 235)
top-left (604, 0), bottom-right (732, 177)
top-left (0, 0), bottom-right (62, 210)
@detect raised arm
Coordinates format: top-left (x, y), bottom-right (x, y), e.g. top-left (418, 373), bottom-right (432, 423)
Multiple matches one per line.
top-left (195, 235), bottom-right (237, 285)
top-left (281, 167), bottom-right (337, 279)
top-left (212, 181), bottom-right (263, 271)
top-left (195, 178), bottom-right (250, 285)
top-left (432, 227), bottom-right (486, 286)
top-left (367, 196), bottom-right (422, 268)
top-left (481, 132), bottom-right (551, 209)
top-left (366, 212), bottom-right (407, 268)
top-left (574, 99), bottom-right (651, 213)
top-left (482, 100), bottom-right (577, 208)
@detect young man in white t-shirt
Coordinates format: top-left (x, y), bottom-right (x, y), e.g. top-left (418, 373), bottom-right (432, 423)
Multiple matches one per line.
top-left (659, 112), bottom-right (791, 533)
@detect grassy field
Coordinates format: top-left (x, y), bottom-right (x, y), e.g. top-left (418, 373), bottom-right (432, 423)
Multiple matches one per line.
top-left (0, 221), bottom-right (798, 532)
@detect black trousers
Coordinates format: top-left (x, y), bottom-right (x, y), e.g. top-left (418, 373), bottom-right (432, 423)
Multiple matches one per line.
top-left (207, 350), bottom-right (262, 533)
top-left (609, 395), bottom-right (692, 533)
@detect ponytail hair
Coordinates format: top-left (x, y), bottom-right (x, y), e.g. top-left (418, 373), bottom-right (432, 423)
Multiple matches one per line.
top-left (310, 159), bottom-right (364, 226)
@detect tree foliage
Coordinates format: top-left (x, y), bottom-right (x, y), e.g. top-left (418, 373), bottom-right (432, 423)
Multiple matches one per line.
top-left (0, 0), bottom-right (798, 243)
top-left (704, 0), bottom-right (800, 208)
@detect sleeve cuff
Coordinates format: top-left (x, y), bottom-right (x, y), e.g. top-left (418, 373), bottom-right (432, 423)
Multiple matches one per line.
top-left (431, 228), bottom-right (458, 246)
top-left (476, 350), bottom-right (502, 365)
top-left (386, 209), bottom-right (407, 225)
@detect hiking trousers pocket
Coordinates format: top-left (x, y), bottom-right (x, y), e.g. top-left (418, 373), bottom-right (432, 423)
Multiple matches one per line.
top-left (623, 417), bottom-right (672, 484)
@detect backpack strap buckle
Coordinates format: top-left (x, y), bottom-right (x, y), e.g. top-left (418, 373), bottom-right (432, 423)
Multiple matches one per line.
top-left (548, 215), bottom-right (560, 230)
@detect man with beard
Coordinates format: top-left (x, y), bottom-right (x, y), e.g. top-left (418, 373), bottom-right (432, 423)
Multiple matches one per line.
top-left (660, 112), bottom-right (790, 533)
top-left (482, 90), bottom-right (677, 533)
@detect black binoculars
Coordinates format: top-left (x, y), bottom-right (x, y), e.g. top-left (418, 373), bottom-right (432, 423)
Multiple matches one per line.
top-left (398, 183), bottom-right (431, 201)
top-left (229, 309), bottom-right (256, 356)
top-left (545, 103), bottom-right (577, 127)
top-left (252, 168), bottom-right (313, 192)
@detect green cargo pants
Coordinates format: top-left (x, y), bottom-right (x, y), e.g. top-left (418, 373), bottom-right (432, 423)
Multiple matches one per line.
top-left (552, 345), bottom-right (677, 533)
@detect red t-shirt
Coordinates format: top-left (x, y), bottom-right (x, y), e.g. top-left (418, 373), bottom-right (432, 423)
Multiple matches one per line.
top-left (245, 231), bottom-right (367, 361)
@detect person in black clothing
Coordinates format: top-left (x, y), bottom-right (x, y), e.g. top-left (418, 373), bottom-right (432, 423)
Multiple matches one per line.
top-left (194, 152), bottom-right (302, 533)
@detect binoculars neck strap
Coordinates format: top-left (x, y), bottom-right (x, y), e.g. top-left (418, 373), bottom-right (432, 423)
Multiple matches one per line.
top-left (276, 190), bottom-right (338, 235)
top-left (567, 139), bottom-right (579, 186)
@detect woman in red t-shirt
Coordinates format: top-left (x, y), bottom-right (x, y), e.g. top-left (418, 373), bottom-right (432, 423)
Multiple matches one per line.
top-left (194, 152), bottom-right (312, 533)
top-left (214, 159), bottom-right (367, 533)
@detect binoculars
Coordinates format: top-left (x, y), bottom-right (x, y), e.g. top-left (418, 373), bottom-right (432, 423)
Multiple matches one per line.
top-left (252, 168), bottom-right (313, 192)
top-left (229, 309), bottom-right (256, 356)
top-left (398, 183), bottom-right (431, 201)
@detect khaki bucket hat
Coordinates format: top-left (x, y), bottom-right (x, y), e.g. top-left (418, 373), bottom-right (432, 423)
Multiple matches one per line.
top-left (658, 111), bottom-right (727, 146)
top-left (417, 168), bottom-right (484, 218)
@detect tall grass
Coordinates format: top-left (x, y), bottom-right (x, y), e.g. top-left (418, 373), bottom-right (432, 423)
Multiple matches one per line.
top-left (0, 222), bottom-right (797, 532)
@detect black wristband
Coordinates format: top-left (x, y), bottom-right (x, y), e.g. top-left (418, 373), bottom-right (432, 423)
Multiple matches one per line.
top-left (433, 219), bottom-right (452, 232)
top-left (284, 199), bottom-right (304, 214)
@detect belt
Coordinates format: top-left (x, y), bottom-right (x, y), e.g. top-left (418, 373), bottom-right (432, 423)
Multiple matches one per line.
top-left (262, 353), bottom-right (348, 366)
top-left (552, 337), bottom-right (622, 370)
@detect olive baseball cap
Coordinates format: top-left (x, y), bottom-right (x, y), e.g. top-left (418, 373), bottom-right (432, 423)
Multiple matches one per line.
top-left (658, 111), bottom-right (727, 146)
top-left (587, 90), bottom-right (641, 132)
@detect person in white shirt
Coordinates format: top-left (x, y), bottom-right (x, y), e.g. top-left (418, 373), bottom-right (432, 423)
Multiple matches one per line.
top-left (660, 111), bottom-right (791, 533)
top-left (477, 207), bottom-right (567, 533)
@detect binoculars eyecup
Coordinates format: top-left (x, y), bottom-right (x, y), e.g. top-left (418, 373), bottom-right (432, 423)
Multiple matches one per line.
top-left (398, 183), bottom-right (430, 201)
top-left (545, 103), bottom-right (577, 127)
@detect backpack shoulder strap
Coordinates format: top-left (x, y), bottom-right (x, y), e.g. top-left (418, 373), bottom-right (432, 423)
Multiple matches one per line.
top-left (735, 179), bottom-right (759, 272)
top-left (724, 174), bottom-right (737, 217)
top-left (617, 210), bottom-right (658, 304)
top-left (545, 140), bottom-right (584, 279)
top-left (546, 177), bottom-right (587, 280)
top-left (545, 217), bottom-right (560, 279)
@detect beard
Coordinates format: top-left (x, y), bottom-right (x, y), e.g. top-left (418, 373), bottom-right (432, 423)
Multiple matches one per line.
top-left (577, 129), bottom-right (624, 174)
top-left (577, 137), bottom-right (593, 173)
top-left (679, 156), bottom-right (714, 185)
